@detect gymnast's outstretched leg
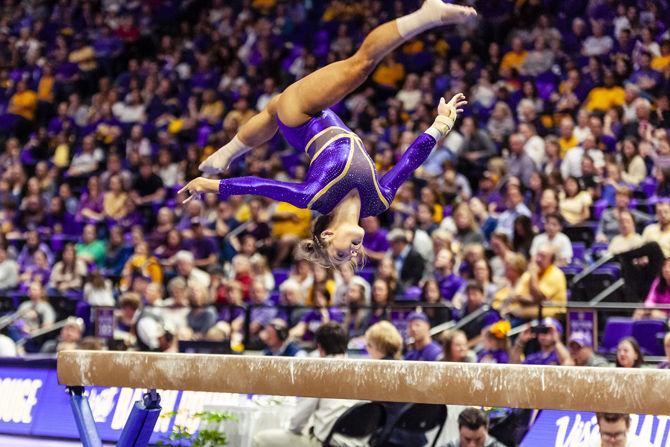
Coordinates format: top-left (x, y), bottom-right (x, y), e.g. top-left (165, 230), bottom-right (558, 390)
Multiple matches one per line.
top-left (199, 0), bottom-right (476, 173)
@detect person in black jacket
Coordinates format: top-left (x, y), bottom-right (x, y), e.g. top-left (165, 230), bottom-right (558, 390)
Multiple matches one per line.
top-left (387, 229), bottom-right (425, 289)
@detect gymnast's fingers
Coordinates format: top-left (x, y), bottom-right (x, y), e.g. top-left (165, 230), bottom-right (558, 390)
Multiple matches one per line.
top-left (182, 193), bottom-right (195, 204)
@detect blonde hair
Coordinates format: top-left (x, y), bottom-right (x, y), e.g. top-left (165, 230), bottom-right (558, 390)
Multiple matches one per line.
top-left (295, 214), bottom-right (366, 270)
top-left (365, 321), bottom-right (403, 360)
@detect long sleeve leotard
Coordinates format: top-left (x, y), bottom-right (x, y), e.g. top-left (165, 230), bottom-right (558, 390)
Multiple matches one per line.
top-left (218, 109), bottom-right (437, 218)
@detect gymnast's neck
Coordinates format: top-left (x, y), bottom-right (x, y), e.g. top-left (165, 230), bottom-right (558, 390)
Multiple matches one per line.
top-left (329, 189), bottom-right (362, 226)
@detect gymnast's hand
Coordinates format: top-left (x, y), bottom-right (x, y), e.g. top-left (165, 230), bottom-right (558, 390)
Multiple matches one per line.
top-left (433, 93), bottom-right (467, 136)
top-left (178, 177), bottom-right (221, 204)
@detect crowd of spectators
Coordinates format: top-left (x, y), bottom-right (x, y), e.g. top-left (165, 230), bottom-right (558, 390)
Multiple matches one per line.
top-left (0, 0), bottom-right (669, 378)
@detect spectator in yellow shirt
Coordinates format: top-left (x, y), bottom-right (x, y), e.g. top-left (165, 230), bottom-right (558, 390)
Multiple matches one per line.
top-left (558, 116), bottom-right (578, 158)
top-left (372, 55), bottom-right (406, 90)
top-left (505, 244), bottom-right (567, 321)
top-left (500, 37), bottom-right (528, 72)
top-left (8, 80), bottom-right (38, 121)
top-left (651, 40), bottom-right (670, 71)
top-left (585, 72), bottom-right (625, 112)
top-left (271, 201), bottom-right (312, 267)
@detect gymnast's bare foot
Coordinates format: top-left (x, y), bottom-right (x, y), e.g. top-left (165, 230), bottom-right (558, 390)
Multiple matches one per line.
top-left (423, 0), bottom-right (477, 25)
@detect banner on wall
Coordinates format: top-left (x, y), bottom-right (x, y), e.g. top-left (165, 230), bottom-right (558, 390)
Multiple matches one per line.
top-left (0, 362), bottom-right (245, 443)
top-left (521, 410), bottom-right (670, 446)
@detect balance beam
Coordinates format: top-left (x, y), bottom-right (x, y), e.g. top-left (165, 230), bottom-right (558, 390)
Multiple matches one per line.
top-left (58, 350), bottom-right (670, 415)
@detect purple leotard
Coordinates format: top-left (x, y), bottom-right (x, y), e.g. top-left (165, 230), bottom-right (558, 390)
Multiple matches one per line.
top-left (218, 109), bottom-right (437, 217)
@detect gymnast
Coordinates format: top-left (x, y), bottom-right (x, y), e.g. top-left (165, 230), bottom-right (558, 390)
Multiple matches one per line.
top-left (180, 0), bottom-right (475, 268)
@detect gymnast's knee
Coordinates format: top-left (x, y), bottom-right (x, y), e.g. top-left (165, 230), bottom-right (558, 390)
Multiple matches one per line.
top-left (265, 94), bottom-right (281, 118)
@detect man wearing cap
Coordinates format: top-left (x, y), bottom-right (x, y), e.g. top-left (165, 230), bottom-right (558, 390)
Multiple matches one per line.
top-left (568, 332), bottom-right (609, 367)
top-left (511, 318), bottom-right (574, 366)
top-left (260, 319), bottom-right (307, 357)
top-left (186, 218), bottom-right (218, 269)
top-left (387, 229), bottom-right (425, 289)
top-left (404, 312), bottom-right (442, 361)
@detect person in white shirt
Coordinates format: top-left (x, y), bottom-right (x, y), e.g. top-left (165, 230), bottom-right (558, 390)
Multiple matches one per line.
top-left (530, 213), bottom-right (573, 266)
top-left (589, 412), bottom-right (653, 447)
top-left (0, 244), bottom-right (19, 290)
top-left (253, 322), bottom-right (362, 447)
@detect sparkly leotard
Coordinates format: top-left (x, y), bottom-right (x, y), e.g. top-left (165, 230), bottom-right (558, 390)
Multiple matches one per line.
top-left (218, 108), bottom-right (437, 218)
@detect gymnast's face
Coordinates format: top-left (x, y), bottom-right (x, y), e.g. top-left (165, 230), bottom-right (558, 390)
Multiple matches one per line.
top-left (321, 223), bottom-right (365, 265)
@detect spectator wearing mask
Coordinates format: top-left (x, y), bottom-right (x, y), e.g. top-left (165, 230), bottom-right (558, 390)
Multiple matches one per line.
top-left (568, 332), bottom-right (609, 367)
top-left (404, 312), bottom-right (442, 361)
top-left (254, 322), bottom-right (361, 447)
top-left (511, 318), bottom-right (573, 366)
top-left (444, 407), bottom-right (505, 447)
top-left (261, 319), bottom-right (307, 357)
top-left (615, 337), bottom-right (644, 368)
top-left (589, 413), bottom-right (653, 447)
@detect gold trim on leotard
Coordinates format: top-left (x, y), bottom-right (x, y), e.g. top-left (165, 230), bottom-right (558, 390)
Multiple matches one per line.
top-left (307, 136), bottom-right (356, 209)
top-left (353, 135), bottom-right (390, 209)
top-left (304, 126), bottom-right (347, 154)
top-left (310, 133), bottom-right (352, 164)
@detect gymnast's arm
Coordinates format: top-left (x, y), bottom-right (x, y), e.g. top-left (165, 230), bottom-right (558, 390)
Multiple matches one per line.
top-left (380, 94), bottom-right (467, 193)
top-left (179, 176), bottom-right (314, 209)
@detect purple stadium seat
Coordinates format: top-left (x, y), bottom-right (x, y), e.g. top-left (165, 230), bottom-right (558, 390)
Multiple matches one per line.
top-left (571, 242), bottom-right (586, 263)
top-left (632, 319), bottom-right (668, 356)
top-left (640, 178), bottom-right (657, 198)
top-left (591, 242), bottom-right (609, 260)
top-left (599, 317), bottom-right (633, 354)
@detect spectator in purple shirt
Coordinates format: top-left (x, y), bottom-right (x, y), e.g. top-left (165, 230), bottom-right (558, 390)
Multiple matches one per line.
top-left (456, 281), bottom-right (501, 342)
top-left (185, 218), bottom-right (218, 271)
top-left (404, 312), bottom-right (442, 361)
top-left (511, 318), bottom-right (574, 365)
top-left (290, 286), bottom-right (343, 343)
top-left (477, 320), bottom-right (511, 364)
top-left (629, 51), bottom-right (662, 94)
top-left (433, 248), bottom-right (464, 302)
top-left (17, 229), bottom-right (54, 270)
top-left (248, 280), bottom-right (277, 348)
top-left (361, 216), bottom-right (389, 265)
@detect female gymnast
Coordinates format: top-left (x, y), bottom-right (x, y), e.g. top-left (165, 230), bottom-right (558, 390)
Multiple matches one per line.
top-left (179, 0), bottom-right (475, 268)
